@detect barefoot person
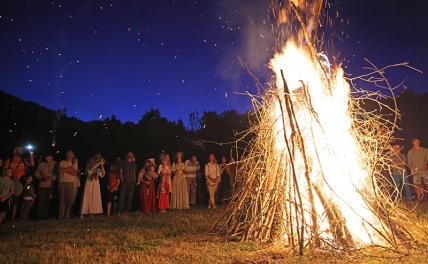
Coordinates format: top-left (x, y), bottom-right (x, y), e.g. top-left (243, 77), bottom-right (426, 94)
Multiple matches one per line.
top-left (205, 154), bottom-right (220, 209)
top-left (80, 154), bottom-right (105, 217)
top-left (407, 139), bottom-right (428, 202)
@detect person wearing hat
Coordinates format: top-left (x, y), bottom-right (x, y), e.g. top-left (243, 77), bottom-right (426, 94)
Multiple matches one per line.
top-left (35, 153), bottom-right (57, 219)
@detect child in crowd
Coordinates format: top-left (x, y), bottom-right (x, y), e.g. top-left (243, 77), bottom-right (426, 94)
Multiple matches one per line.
top-left (157, 175), bottom-right (169, 213)
top-left (0, 169), bottom-right (15, 224)
top-left (20, 175), bottom-right (36, 220)
top-left (107, 163), bottom-right (121, 216)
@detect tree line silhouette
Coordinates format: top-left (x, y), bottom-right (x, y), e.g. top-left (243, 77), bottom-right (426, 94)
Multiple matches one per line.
top-left (1, 90), bottom-right (427, 163)
top-left (0, 91), bottom-right (249, 163)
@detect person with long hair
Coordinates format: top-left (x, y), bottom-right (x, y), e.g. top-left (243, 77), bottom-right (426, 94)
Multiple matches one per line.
top-left (80, 154), bottom-right (105, 217)
top-left (157, 154), bottom-right (172, 195)
top-left (138, 164), bottom-right (158, 213)
top-left (157, 175), bottom-right (170, 213)
top-left (170, 152), bottom-right (189, 209)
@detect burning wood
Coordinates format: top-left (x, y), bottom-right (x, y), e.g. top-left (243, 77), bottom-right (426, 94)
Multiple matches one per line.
top-left (217, 0), bottom-right (426, 256)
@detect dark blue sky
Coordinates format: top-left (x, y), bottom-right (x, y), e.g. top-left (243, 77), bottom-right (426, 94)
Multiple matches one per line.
top-left (0, 0), bottom-right (427, 123)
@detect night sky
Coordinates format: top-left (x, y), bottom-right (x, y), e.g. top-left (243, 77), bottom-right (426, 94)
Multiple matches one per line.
top-left (0, 0), bottom-right (427, 123)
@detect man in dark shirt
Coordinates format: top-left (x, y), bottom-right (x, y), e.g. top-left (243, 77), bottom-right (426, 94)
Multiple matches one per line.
top-left (118, 152), bottom-right (137, 213)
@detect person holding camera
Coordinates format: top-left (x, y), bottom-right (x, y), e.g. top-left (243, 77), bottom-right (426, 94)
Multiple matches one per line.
top-left (80, 154), bottom-right (105, 218)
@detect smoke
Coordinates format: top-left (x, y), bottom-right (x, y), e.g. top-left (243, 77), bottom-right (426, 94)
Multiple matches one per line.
top-left (216, 0), bottom-right (275, 94)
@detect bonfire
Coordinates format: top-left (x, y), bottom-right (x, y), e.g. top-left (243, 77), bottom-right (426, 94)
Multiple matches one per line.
top-left (219, 0), bottom-right (427, 255)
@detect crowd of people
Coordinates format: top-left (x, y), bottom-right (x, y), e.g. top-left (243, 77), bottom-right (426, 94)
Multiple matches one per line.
top-left (0, 146), bottom-right (236, 223)
top-left (0, 137), bottom-right (427, 224)
top-left (391, 138), bottom-right (428, 202)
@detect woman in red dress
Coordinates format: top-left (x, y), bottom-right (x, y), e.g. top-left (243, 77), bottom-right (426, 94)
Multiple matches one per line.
top-left (157, 175), bottom-right (170, 213)
top-left (137, 164), bottom-right (158, 213)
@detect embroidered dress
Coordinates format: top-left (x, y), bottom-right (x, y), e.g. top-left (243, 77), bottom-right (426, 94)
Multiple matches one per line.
top-left (158, 181), bottom-right (170, 210)
top-left (170, 162), bottom-right (189, 209)
top-left (80, 167), bottom-right (104, 215)
top-left (139, 172), bottom-right (156, 213)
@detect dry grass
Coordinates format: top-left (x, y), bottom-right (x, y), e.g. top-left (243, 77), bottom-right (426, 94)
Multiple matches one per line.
top-left (0, 206), bottom-right (427, 264)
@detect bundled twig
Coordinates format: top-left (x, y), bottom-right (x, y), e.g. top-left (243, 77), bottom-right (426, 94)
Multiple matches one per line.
top-left (214, 0), bottom-right (427, 257)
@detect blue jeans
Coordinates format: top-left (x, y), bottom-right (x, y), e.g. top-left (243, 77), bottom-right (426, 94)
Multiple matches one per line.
top-left (392, 174), bottom-right (413, 201)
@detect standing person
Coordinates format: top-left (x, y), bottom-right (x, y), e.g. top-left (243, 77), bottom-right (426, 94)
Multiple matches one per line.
top-left (137, 164), bottom-right (158, 213)
top-left (118, 152), bottom-right (137, 214)
top-left (0, 169), bottom-right (15, 224)
top-left (80, 154), bottom-right (105, 217)
top-left (391, 145), bottom-right (413, 201)
top-left (205, 154), bottom-right (220, 209)
top-left (228, 156), bottom-right (237, 197)
top-left (58, 150), bottom-right (80, 219)
top-left (34, 153), bottom-right (57, 219)
top-left (407, 139), bottom-right (428, 202)
top-left (20, 175), bottom-right (36, 220)
top-left (170, 152), bottom-right (189, 209)
top-left (106, 161), bottom-right (121, 216)
top-left (184, 155), bottom-right (200, 206)
top-left (157, 175), bottom-right (170, 213)
top-left (5, 147), bottom-right (35, 219)
top-left (157, 155), bottom-right (172, 195)
top-left (219, 156), bottom-right (232, 205)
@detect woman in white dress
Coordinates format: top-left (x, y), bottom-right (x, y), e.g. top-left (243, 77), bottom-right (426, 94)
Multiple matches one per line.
top-left (80, 154), bottom-right (105, 217)
top-left (170, 152), bottom-right (189, 209)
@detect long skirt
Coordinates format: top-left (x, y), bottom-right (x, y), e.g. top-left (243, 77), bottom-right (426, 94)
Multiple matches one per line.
top-left (170, 174), bottom-right (189, 209)
top-left (139, 181), bottom-right (156, 213)
top-left (80, 179), bottom-right (103, 215)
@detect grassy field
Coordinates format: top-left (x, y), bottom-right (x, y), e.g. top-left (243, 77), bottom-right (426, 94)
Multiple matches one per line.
top-left (0, 206), bottom-right (428, 264)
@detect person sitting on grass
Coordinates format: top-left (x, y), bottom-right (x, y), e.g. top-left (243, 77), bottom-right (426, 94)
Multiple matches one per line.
top-left (0, 169), bottom-right (15, 224)
top-left (157, 175), bottom-right (169, 213)
top-left (20, 175), bottom-right (36, 220)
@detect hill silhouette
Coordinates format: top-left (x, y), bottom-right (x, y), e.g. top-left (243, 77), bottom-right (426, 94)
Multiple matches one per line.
top-left (1, 90), bottom-right (427, 163)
